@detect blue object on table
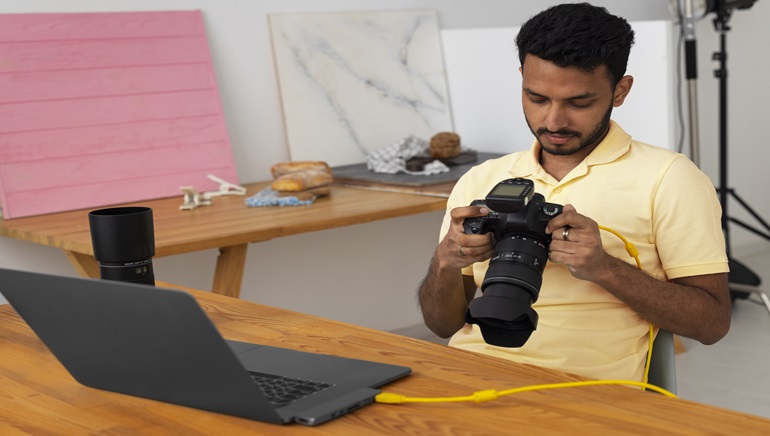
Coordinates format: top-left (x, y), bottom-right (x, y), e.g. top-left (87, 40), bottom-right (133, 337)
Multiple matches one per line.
top-left (244, 188), bottom-right (316, 207)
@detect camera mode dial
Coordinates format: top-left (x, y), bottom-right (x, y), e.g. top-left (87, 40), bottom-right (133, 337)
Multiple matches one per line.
top-left (541, 204), bottom-right (561, 216)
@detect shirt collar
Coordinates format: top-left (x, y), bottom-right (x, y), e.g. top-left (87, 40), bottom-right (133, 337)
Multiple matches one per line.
top-left (508, 121), bottom-right (631, 180)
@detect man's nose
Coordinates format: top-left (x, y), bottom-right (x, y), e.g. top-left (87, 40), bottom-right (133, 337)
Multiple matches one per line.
top-left (544, 105), bottom-right (569, 132)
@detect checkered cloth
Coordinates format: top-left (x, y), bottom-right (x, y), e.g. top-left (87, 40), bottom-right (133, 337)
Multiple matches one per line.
top-left (244, 188), bottom-right (316, 207)
top-left (366, 135), bottom-right (450, 176)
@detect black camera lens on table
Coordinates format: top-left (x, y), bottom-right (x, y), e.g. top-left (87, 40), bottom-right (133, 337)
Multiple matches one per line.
top-left (463, 178), bottom-right (562, 347)
top-left (88, 206), bottom-right (155, 286)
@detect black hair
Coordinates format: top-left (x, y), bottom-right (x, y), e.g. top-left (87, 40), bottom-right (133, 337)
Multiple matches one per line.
top-left (515, 2), bottom-right (635, 86)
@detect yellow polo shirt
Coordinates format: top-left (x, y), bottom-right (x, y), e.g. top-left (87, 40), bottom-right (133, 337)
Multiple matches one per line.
top-left (441, 121), bottom-right (728, 381)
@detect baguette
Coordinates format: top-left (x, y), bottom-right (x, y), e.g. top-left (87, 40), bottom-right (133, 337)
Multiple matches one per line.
top-left (271, 169), bottom-right (333, 192)
top-left (276, 186), bottom-right (331, 201)
top-left (271, 161), bottom-right (332, 179)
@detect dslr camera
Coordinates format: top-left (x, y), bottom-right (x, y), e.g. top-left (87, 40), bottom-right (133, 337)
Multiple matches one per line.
top-left (463, 178), bottom-right (562, 347)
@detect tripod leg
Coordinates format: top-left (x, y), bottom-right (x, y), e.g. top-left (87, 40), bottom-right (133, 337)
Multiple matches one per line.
top-left (728, 217), bottom-right (770, 242)
top-left (728, 189), bottom-right (770, 241)
top-left (728, 258), bottom-right (760, 301)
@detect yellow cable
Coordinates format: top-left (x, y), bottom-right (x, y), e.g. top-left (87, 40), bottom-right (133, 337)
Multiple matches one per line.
top-left (597, 225), bottom-right (654, 389)
top-left (376, 225), bottom-right (672, 405)
top-left (641, 322), bottom-right (654, 388)
top-left (598, 225), bottom-right (641, 269)
top-left (375, 379), bottom-right (676, 404)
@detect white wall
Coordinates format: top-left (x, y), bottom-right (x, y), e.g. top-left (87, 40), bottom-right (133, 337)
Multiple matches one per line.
top-left (4, 0), bottom-right (767, 330)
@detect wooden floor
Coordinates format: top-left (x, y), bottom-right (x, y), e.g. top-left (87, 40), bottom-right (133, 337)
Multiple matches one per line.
top-left (403, 245), bottom-right (770, 420)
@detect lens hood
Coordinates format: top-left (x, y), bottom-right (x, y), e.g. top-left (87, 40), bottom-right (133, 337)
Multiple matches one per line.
top-left (465, 294), bottom-right (539, 348)
top-left (89, 207), bottom-right (155, 263)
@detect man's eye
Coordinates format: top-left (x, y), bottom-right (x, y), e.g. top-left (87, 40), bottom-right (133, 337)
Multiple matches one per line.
top-left (570, 102), bottom-right (591, 109)
top-left (529, 98), bottom-right (547, 105)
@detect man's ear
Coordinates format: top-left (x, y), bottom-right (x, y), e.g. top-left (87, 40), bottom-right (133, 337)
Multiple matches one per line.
top-left (612, 75), bottom-right (634, 107)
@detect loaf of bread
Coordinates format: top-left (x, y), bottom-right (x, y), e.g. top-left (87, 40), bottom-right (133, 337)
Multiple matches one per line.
top-left (276, 186), bottom-right (331, 200)
top-left (270, 161), bottom-right (332, 179)
top-left (430, 132), bottom-right (461, 159)
top-left (271, 169), bottom-right (333, 192)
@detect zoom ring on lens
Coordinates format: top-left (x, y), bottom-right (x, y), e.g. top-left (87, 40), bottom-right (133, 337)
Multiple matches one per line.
top-left (489, 251), bottom-right (547, 274)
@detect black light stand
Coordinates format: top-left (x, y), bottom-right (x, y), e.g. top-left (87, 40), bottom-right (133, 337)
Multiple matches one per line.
top-left (711, 9), bottom-right (770, 306)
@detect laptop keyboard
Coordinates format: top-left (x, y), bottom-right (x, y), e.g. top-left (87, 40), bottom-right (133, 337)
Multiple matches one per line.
top-left (248, 371), bottom-right (334, 407)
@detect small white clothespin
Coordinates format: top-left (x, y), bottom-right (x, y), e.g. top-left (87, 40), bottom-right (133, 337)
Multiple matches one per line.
top-left (202, 174), bottom-right (246, 199)
top-left (179, 186), bottom-right (213, 210)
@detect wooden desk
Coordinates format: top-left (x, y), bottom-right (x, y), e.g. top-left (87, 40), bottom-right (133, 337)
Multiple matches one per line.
top-left (1, 284), bottom-right (768, 434)
top-left (0, 182), bottom-right (447, 298)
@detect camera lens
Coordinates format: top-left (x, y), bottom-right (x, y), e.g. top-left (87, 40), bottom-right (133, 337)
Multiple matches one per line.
top-left (484, 234), bottom-right (548, 293)
top-left (465, 234), bottom-right (549, 347)
top-left (88, 206), bottom-right (155, 286)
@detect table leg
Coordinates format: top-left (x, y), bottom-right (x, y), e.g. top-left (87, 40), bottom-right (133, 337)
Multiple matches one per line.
top-left (63, 250), bottom-right (100, 278)
top-left (212, 244), bottom-right (248, 298)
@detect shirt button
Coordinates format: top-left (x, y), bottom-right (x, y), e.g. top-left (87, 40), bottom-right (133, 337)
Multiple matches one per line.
top-left (553, 187), bottom-right (562, 193)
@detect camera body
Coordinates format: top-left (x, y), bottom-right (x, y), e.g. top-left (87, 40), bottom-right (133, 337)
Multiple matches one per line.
top-left (463, 178), bottom-right (562, 242)
top-left (462, 178), bottom-right (562, 348)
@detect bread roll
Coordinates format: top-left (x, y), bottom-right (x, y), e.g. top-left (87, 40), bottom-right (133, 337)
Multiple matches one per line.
top-left (271, 169), bottom-right (333, 192)
top-left (430, 132), bottom-right (461, 159)
top-left (271, 161), bottom-right (331, 179)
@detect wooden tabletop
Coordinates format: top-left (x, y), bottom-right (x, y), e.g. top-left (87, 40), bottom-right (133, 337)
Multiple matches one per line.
top-left (2, 282), bottom-right (769, 435)
top-left (0, 182), bottom-right (447, 297)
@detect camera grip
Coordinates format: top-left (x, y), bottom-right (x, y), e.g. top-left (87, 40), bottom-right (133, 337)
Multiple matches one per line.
top-left (463, 200), bottom-right (487, 234)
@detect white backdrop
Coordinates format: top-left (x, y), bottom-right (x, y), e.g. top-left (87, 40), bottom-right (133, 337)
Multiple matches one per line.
top-left (443, 21), bottom-right (675, 154)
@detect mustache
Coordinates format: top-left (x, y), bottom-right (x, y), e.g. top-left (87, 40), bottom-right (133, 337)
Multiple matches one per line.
top-left (536, 128), bottom-right (581, 138)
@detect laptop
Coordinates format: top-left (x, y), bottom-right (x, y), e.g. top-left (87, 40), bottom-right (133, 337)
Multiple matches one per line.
top-left (0, 268), bottom-right (411, 426)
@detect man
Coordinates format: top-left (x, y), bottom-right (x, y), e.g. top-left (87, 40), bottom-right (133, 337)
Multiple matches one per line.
top-left (418, 3), bottom-right (731, 381)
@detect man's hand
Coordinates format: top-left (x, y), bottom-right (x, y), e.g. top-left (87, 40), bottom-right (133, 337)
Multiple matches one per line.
top-left (436, 205), bottom-right (495, 269)
top-left (545, 203), bottom-right (730, 344)
top-left (545, 204), bottom-right (610, 282)
top-left (418, 204), bottom-right (494, 338)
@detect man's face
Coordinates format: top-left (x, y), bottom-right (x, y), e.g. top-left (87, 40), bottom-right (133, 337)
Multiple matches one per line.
top-left (520, 55), bottom-right (630, 157)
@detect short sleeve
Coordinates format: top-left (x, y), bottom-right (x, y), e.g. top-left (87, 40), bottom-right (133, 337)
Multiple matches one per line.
top-left (652, 156), bottom-right (728, 279)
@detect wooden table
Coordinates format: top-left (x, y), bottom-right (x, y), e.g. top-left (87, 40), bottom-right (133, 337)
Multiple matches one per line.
top-left (1, 283), bottom-right (769, 435)
top-left (0, 182), bottom-right (447, 298)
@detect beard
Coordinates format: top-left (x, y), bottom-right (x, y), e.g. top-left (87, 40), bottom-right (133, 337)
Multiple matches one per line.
top-left (526, 103), bottom-right (614, 157)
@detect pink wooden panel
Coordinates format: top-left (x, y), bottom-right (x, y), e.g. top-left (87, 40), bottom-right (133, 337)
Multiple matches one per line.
top-left (0, 64), bottom-right (213, 104)
top-left (3, 142), bottom-right (234, 191)
top-left (0, 117), bottom-right (226, 162)
top-left (0, 11), bottom-right (205, 41)
top-left (0, 11), bottom-right (238, 219)
top-left (2, 90), bottom-right (222, 133)
top-left (6, 170), bottom-right (238, 218)
top-left (3, 37), bottom-right (211, 73)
